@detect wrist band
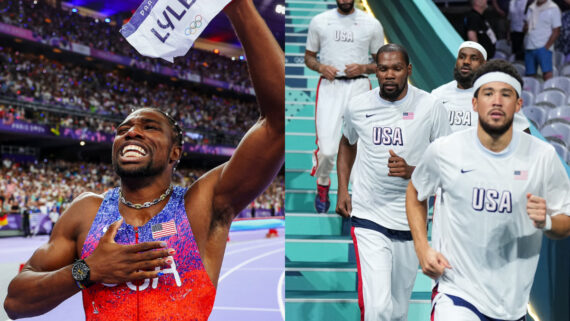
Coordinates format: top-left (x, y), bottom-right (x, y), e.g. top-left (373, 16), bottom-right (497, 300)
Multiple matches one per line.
top-left (542, 215), bottom-right (552, 231)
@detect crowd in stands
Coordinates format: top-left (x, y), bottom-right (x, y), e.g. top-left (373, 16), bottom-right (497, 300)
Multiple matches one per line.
top-left (0, 0), bottom-right (252, 89)
top-left (0, 159), bottom-right (284, 218)
top-left (0, 47), bottom-right (259, 146)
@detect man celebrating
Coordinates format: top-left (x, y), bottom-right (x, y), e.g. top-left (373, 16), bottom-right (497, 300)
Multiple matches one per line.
top-left (336, 44), bottom-right (451, 321)
top-left (305, 0), bottom-right (384, 213)
top-left (407, 60), bottom-right (570, 320)
top-left (3, 0), bottom-right (284, 319)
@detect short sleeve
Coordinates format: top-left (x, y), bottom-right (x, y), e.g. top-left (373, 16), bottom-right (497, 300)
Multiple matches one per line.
top-left (411, 141), bottom-right (441, 201)
top-left (430, 100), bottom-right (452, 142)
top-left (306, 17), bottom-right (320, 52)
top-left (369, 19), bottom-right (384, 55)
top-left (551, 7), bottom-right (562, 29)
top-left (544, 148), bottom-right (570, 217)
top-left (464, 12), bottom-right (478, 32)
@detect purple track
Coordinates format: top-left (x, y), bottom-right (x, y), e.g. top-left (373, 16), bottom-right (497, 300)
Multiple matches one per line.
top-left (0, 228), bottom-right (284, 321)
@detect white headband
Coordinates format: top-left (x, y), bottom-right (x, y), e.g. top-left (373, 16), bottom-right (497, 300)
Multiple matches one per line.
top-left (458, 41), bottom-right (487, 61)
top-left (473, 72), bottom-right (522, 97)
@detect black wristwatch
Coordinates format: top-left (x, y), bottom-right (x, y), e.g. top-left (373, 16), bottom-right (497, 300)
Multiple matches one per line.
top-left (72, 259), bottom-right (94, 289)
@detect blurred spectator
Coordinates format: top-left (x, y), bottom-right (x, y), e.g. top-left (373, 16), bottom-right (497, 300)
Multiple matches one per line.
top-left (465, 0), bottom-right (497, 59)
top-left (524, 0), bottom-right (561, 80)
top-left (554, 0), bottom-right (570, 62)
top-left (509, 0), bottom-right (531, 61)
top-left (491, 0), bottom-right (510, 39)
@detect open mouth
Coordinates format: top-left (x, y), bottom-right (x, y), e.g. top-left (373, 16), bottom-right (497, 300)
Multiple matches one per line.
top-left (120, 144), bottom-right (148, 158)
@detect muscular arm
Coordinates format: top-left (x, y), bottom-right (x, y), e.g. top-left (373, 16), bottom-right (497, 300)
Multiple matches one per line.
top-left (210, 0), bottom-right (284, 219)
top-left (305, 49), bottom-right (338, 81)
top-left (547, 215), bottom-right (570, 239)
top-left (335, 136), bottom-right (357, 217)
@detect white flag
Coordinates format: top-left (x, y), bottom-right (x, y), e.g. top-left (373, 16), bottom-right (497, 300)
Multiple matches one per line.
top-left (120, 0), bottom-right (232, 63)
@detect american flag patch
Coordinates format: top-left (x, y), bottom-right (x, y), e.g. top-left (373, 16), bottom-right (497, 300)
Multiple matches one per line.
top-left (152, 220), bottom-right (177, 239)
top-left (514, 170), bottom-right (528, 180)
top-left (403, 112), bottom-right (414, 120)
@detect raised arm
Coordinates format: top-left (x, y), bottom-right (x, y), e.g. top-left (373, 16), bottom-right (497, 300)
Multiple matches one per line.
top-left (208, 0), bottom-right (284, 219)
top-left (335, 136), bottom-right (357, 218)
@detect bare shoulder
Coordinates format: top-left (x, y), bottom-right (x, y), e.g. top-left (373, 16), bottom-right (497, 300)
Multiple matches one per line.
top-left (57, 191), bottom-right (105, 239)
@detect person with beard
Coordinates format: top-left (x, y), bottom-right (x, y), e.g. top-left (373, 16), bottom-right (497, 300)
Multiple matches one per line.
top-left (305, 0), bottom-right (384, 213)
top-left (406, 59), bottom-right (570, 321)
top-left (3, 0), bottom-right (284, 319)
top-left (335, 44), bottom-right (451, 321)
top-left (431, 41), bottom-right (529, 134)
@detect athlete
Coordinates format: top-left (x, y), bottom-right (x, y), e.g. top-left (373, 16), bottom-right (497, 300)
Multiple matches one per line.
top-left (3, 0), bottom-right (284, 319)
top-left (336, 44), bottom-right (451, 321)
top-left (305, 0), bottom-right (384, 213)
top-left (407, 60), bottom-right (570, 321)
top-left (431, 41), bottom-right (529, 133)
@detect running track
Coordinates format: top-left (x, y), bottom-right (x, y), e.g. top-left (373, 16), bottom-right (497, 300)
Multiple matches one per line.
top-left (0, 228), bottom-right (285, 321)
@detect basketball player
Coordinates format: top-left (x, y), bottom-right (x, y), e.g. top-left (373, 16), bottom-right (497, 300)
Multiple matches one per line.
top-left (305, 0), bottom-right (384, 213)
top-left (335, 44), bottom-right (451, 321)
top-left (431, 41), bottom-right (529, 133)
top-left (3, 0), bottom-right (284, 319)
top-left (407, 60), bottom-right (570, 321)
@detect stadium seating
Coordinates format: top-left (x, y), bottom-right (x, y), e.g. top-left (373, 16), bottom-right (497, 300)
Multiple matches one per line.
top-left (522, 91), bottom-right (534, 107)
top-left (562, 64), bottom-right (570, 77)
top-left (535, 90), bottom-right (566, 108)
top-left (543, 77), bottom-right (570, 94)
top-left (514, 63), bottom-right (526, 78)
top-left (547, 106), bottom-right (570, 123)
top-left (523, 77), bottom-right (542, 96)
top-left (523, 106), bottom-right (548, 128)
top-left (549, 140), bottom-right (568, 158)
top-left (540, 123), bottom-right (570, 146)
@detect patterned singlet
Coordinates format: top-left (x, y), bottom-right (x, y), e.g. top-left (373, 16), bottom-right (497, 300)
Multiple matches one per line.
top-left (80, 186), bottom-right (216, 321)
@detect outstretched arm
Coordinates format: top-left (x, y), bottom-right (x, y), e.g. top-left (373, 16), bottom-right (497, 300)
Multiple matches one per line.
top-left (210, 0), bottom-right (284, 219)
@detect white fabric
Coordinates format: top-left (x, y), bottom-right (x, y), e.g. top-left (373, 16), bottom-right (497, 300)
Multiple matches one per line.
top-left (473, 72), bottom-right (522, 97)
top-left (509, 0), bottom-right (529, 33)
top-left (120, 0), bottom-right (230, 62)
top-left (432, 292), bottom-right (484, 321)
top-left (312, 77), bottom-right (370, 182)
top-left (343, 85), bottom-right (451, 230)
top-left (431, 81), bottom-right (530, 133)
top-left (524, 0), bottom-right (562, 50)
top-left (306, 9), bottom-right (384, 77)
top-left (411, 128), bottom-right (570, 319)
top-left (458, 41), bottom-right (487, 61)
top-left (352, 227), bottom-right (418, 321)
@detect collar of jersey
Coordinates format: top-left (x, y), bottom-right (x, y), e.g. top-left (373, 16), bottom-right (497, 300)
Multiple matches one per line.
top-left (473, 127), bottom-right (520, 158)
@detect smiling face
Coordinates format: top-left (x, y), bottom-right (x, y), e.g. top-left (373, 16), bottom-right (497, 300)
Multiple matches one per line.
top-left (112, 109), bottom-right (180, 179)
top-left (376, 51), bottom-right (411, 102)
top-left (454, 47), bottom-right (485, 89)
top-left (473, 81), bottom-right (522, 137)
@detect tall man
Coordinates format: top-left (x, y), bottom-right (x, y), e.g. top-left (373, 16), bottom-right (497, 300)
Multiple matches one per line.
top-left (524, 0), bottom-right (561, 81)
top-left (3, 0), bottom-right (284, 319)
top-left (336, 44), bottom-right (451, 321)
top-left (407, 60), bottom-right (570, 321)
top-left (305, 0), bottom-right (384, 213)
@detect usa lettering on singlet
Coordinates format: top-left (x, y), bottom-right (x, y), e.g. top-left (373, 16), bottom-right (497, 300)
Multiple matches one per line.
top-left (411, 128), bottom-right (570, 320)
top-left (80, 186), bottom-right (216, 321)
top-left (342, 85), bottom-right (451, 230)
top-left (306, 8), bottom-right (383, 77)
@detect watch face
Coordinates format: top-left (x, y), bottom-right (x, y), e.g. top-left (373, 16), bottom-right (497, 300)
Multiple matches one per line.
top-left (72, 261), bottom-right (90, 281)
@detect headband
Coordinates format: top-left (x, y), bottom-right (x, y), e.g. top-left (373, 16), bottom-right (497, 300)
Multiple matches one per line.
top-left (473, 72), bottom-right (522, 97)
top-left (458, 41), bottom-right (487, 61)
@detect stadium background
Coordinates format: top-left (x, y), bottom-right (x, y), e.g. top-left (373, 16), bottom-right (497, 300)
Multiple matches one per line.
top-left (0, 0), bottom-right (286, 320)
top-left (284, 0), bottom-right (570, 320)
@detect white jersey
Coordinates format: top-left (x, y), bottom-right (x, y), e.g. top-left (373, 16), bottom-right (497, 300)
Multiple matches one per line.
top-left (412, 128), bottom-right (570, 319)
top-left (343, 85), bottom-right (451, 230)
top-left (431, 80), bottom-right (530, 133)
top-left (306, 9), bottom-right (384, 77)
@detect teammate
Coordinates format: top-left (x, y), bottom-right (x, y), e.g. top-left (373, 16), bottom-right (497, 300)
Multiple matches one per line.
top-left (3, 0), bottom-right (284, 319)
top-left (406, 60), bottom-right (570, 321)
top-left (335, 44), bottom-right (451, 321)
top-left (305, 0), bottom-right (384, 213)
top-left (431, 41), bottom-right (529, 133)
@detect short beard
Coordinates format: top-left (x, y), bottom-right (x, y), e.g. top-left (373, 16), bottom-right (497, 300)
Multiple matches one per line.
top-left (453, 66), bottom-right (474, 89)
top-left (337, 1), bottom-right (354, 13)
top-left (380, 83), bottom-right (406, 101)
top-left (113, 160), bottom-right (164, 178)
top-left (479, 114), bottom-right (513, 138)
